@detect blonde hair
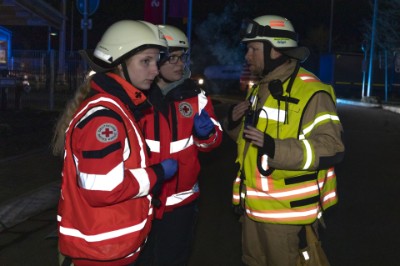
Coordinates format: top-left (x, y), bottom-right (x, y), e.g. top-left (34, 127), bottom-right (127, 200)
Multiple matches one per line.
top-left (51, 77), bottom-right (92, 157)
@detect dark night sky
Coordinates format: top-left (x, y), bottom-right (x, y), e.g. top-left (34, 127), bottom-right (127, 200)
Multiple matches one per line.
top-left (8, 0), bottom-right (371, 54)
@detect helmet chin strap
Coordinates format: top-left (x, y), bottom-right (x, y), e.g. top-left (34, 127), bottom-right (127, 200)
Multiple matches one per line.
top-left (121, 61), bottom-right (134, 86)
top-left (262, 42), bottom-right (289, 76)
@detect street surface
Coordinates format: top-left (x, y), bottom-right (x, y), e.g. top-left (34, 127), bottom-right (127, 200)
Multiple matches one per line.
top-left (1, 99), bottom-right (400, 265)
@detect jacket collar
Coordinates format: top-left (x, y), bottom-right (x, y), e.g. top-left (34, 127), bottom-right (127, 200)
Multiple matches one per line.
top-left (91, 72), bottom-right (152, 120)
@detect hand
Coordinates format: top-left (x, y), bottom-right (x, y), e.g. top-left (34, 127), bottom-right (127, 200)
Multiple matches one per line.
top-left (160, 158), bottom-right (178, 180)
top-left (242, 126), bottom-right (264, 147)
top-left (194, 110), bottom-right (215, 137)
top-left (231, 100), bottom-right (250, 122)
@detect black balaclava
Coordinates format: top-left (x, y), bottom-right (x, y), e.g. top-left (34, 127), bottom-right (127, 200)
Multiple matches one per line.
top-left (262, 41), bottom-right (289, 76)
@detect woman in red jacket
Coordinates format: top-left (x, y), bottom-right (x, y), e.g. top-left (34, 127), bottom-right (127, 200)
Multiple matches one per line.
top-left (52, 20), bottom-right (177, 266)
top-left (136, 25), bottom-right (223, 266)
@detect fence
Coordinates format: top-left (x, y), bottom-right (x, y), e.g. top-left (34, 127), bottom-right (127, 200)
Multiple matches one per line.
top-left (0, 50), bottom-right (85, 111)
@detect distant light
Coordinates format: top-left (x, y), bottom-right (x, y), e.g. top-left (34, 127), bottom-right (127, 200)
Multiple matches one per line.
top-left (248, 81), bottom-right (254, 88)
top-left (50, 32), bottom-right (57, 36)
top-left (198, 78), bottom-right (204, 85)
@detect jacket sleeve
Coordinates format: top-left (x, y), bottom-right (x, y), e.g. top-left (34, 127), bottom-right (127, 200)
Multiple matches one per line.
top-left (193, 95), bottom-right (223, 152)
top-left (71, 108), bottom-right (162, 207)
top-left (267, 92), bottom-right (345, 170)
top-left (222, 103), bottom-right (243, 142)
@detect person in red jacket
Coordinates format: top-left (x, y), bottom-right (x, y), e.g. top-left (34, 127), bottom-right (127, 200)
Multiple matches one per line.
top-left (136, 25), bottom-right (223, 266)
top-left (51, 20), bottom-right (178, 266)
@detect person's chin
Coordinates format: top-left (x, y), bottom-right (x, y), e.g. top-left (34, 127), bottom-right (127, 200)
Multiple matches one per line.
top-left (174, 73), bottom-right (183, 80)
top-left (137, 82), bottom-right (152, 90)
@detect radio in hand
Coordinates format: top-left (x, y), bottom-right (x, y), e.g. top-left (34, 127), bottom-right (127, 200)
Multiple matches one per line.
top-left (243, 94), bottom-right (258, 139)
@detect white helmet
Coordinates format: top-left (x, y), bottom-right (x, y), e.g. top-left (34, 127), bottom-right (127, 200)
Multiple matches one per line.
top-left (241, 15), bottom-right (298, 47)
top-left (158, 25), bottom-right (189, 50)
top-left (81, 20), bottom-right (168, 72)
top-left (241, 15), bottom-right (309, 62)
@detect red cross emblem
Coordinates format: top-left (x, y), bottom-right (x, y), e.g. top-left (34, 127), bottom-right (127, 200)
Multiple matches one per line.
top-left (96, 123), bottom-right (118, 143)
top-left (178, 102), bottom-right (193, 118)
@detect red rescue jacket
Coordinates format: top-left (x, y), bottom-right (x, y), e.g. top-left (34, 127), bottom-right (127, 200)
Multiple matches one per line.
top-left (58, 73), bottom-right (165, 266)
top-left (139, 78), bottom-right (222, 218)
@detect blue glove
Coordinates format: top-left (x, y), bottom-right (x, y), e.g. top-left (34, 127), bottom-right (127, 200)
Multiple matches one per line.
top-left (160, 158), bottom-right (178, 180)
top-left (193, 110), bottom-right (215, 138)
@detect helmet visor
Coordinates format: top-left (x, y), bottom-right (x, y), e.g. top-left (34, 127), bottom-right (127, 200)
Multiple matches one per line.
top-left (240, 19), bottom-right (298, 42)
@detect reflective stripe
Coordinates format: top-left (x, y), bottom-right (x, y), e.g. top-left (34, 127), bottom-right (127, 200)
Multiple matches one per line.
top-left (147, 137), bottom-right (194, 154)
top-left (323, 191), bottom-right (336, 202)
top-left (259, 106), bottom-right (286, 122)
top-left (246, 206), bottom-right (318, 219)
top-left (123, 138), bottom-right (130, 161)
top-left (165, 184), bottom-right (197, 206)
top-left (77, 106), bottom-right (108, 124)
top-left (58, 195), bottom-right (153, 242)
top-left (195, 132), bottom-right (218, 148)
top-left (260, 155), bottom-right (269, 191)
top-left (302, 139), bottom-right (313, 169)
top-left (77, 160), bottom-right (124, 191)
top-left (129, 168), bottom-right (151, 197)
top-left (170, 136), bottom-right (193, 153)
top-left (327, 168), bottom-right (335, 177)
top-left (59, 217), bottom-right (148, 242)
top-left (198, 89), bottom-right (208, 114)
top-left (210, 117), bottom-right (223, 131)
top-left (146, 139), bottom-right (160, 153)
top-left (233, 194), bottom-right (240, 201)
top-left (299, 74), bottom-right (319, 82)
top-left (246, 184), bottom-right (320, 198)
top-left (300, 114), bottom-right (340, 139)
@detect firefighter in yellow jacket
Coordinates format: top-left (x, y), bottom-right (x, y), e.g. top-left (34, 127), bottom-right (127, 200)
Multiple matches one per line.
top-left (224, 15), bottom-right (345, 266)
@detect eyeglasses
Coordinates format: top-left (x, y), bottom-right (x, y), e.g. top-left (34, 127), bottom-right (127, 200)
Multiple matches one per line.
top-left (166, 53), bottom-right (189, 64)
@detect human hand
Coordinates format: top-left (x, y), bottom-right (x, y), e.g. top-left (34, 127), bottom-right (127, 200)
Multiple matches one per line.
top-left (194, 110), bottom-right (215, 137)
top-left (231, 100), bottom-right (250, 122)
top-left (160, 158), bottom-right (178, 180)
top-left (242, 126), bottom-right (264, 147)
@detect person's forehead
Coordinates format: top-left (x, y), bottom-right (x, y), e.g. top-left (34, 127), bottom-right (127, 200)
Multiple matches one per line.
top-left (169, 49), bottom-right (185, 55)
top-left (136, 48), bottom-right (160, 56)
top-left (247, 41), bottom-right (263, 48)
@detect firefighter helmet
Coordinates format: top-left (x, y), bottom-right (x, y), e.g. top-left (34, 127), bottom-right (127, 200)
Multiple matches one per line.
top-left (158, 25), bottom-right (189, 50)
top-left (241, 15), bottom-right (309, 62)
top-left (81, 20), bottom-right (168, 72)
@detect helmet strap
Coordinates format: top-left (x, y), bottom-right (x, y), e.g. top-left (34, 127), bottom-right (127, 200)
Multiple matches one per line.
top-left (262, 42), bottom-right (289, 76)
top-left (121, 61), bottom-right (134, 86)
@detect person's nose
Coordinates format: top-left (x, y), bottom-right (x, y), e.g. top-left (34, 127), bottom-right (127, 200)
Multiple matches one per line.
top-left (244, 51), bottom-right (251, 62)
top-left (151, 63), bottom-right (159, 76)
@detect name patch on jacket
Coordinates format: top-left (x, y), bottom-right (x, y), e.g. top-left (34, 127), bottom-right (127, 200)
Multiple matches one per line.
top-left (96, 123), bottom-right (118, 143)
top-left (178, 102), bottom-right (193, 118)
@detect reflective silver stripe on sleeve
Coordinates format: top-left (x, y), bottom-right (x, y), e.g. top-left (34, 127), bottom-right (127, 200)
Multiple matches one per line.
top-left (77, 160), bottom-right (124, 191)
top-left (129, 168), bottom-right (151, 197)
top-left (300, 114), bottom-right (340, 139)
top-left (302, 139), bottom-right (313, 170)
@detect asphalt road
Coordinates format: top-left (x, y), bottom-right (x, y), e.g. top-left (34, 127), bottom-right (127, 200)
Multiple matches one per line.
top-left (1, 100), bottom-right (400, 266)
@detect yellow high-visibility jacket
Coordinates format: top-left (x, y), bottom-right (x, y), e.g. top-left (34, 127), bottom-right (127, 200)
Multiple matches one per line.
top-left (233, 66), bottom-right (344, 225)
